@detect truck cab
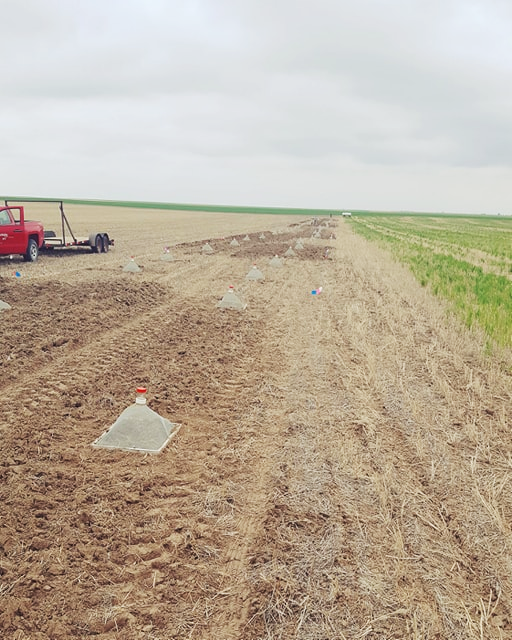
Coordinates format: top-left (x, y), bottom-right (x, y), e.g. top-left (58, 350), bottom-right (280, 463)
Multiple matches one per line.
top-left (0, 206), bottom-right (44, 261)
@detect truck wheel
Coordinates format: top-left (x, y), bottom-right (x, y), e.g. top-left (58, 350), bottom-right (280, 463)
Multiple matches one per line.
top-left (101, 234), bottom-right (110, 253)
top-left (24, 238), bottom-right (39, 262)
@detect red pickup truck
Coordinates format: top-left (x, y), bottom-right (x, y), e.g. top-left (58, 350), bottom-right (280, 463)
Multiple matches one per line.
top-left (0, 206), bottom-right (44, 261)
top-left (0, 200), bottom-right (113, 261)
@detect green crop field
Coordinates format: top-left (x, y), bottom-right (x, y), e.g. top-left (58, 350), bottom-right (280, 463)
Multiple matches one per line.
top-left (1, 195), bottom-right (338, 217)
top-left (348, 214), bottom-right (512, 351)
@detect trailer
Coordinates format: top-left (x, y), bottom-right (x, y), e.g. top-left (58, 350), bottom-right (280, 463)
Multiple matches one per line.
top-left (3, 199), bottom-right (114, 257)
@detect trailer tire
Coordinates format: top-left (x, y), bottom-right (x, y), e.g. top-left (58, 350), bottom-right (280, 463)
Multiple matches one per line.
top-left (24, 238), bottom-right (39, 262)
top-left (101, 233), bottom-right (110, 253)
top-left (90, 234), bottom-right (103, 253)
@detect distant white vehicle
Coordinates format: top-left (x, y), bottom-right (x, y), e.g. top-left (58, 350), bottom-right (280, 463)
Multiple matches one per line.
top-left (341, 211), bottom-right (352, 217)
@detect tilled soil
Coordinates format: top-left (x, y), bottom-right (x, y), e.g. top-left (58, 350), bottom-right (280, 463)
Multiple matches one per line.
top-left (1, 209), bottom-right (512, 639)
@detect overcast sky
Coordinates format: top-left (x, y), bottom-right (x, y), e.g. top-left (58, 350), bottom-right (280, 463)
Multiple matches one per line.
top-left (1, 0), bottom-right (512, 213)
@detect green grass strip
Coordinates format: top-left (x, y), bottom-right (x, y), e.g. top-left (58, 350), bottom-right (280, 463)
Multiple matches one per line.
top-left (350, 219), bottom-right (512, 348)
top-left (408, 252), bottom-right (512, 346)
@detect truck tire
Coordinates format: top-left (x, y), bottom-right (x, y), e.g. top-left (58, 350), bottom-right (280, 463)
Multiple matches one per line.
top-left (101, 233), bottom-right (110, 253)
top-left (24, 238), bottom-right (39, 262)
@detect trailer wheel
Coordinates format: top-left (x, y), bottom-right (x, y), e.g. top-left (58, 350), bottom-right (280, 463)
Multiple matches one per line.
top-left (91, 234), bottom-right (102, 253)
top-left (24, 238), bottom-right (39, 262)
top-left (101, 233), bottom-right (110, 253)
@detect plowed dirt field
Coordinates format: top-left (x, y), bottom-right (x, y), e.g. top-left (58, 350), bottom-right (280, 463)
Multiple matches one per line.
top-left (1, 206), bottom-right (512, 639)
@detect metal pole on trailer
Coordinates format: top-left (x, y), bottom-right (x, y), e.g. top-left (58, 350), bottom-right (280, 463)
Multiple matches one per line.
top-left (59, 201), bottom-right (77, 244)
top-left (60, 201), bottom-right (66, 245)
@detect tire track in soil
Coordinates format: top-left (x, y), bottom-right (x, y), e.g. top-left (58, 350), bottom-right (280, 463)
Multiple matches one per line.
top-left (187, 246), bottom-right (335, 639)
top-left (0, 255), bottom-right (260, 439)
top-left (238, 257), bottom-right (363, 639)
top-left (0, 251), bottom-right (242, 399)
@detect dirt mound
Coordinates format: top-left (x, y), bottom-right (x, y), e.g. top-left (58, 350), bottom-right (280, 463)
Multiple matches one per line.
top-left (230, 243), bottom-right (333, 261)
top-left (177, 231), bottom-right (305, 255)
top-left (308, 228), bottom-right (336, 239)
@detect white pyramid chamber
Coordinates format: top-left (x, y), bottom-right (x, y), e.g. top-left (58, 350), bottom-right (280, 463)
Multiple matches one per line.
top-left (269, 255), bottom-right (283, 268)
top-left (246, 265), bottom-right (264, 281)
top-left (92, 388), bottom-right (180, 453)
top-left (123, 258), bottom-right (142, 272)
top-left (217, 285), bottom-right (247, 310)
top-left (160, 247), bottom-right (174, 261)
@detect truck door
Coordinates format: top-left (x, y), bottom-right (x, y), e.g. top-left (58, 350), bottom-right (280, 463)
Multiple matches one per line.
top-left (0, 207), bottom-right (25, 254)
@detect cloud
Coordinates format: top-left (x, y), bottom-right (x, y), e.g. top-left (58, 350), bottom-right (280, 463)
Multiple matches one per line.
top-left (1, 0), bottom-right (512, 212)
